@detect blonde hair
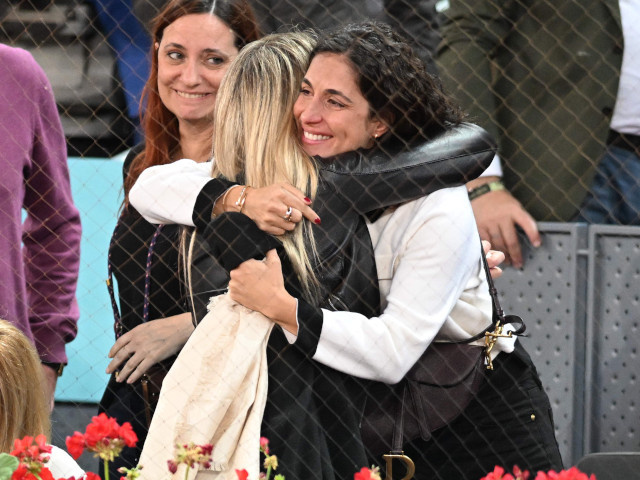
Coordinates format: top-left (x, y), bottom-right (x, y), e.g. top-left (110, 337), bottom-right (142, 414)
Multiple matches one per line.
top-left (212, 32), bottom-right (320, 300)
top-left (0, 320), bottom-right (50, 452)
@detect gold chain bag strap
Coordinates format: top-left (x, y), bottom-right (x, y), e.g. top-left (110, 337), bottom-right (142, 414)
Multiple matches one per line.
top-left (360, 239), bottom-right (525, 479)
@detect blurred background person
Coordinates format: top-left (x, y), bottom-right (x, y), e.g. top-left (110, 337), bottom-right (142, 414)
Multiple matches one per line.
top-left (0, 319), bottom-right (85, 478)
top-left (437, 0), bottom-right (638, 267)
top-left (0, 42), bottom-right (81, 410)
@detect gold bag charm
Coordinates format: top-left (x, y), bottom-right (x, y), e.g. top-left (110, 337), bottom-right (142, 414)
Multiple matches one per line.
top-left (383, 453), bottom-right (415, 480)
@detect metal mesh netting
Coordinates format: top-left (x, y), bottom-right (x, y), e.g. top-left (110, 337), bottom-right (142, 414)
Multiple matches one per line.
top-left (1, 0), bottom-right (638, 478)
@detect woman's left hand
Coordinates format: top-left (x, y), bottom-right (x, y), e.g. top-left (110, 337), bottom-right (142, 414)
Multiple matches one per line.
top-left (106, 312), bottom-right (194, 383)
top-left (229, 249), bottom-right (298, 334)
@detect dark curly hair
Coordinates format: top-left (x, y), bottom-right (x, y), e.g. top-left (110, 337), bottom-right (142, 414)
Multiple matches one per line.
top-left (311, 21), bottom-right (463, 148)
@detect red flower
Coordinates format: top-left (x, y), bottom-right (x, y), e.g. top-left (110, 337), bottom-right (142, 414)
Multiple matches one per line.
top-left (167, 460), bottom-right (178, 474)
top-left (65, 432), bottom-right (86, 460)
top-left (36, 467), bottom-right (54, 480)
top-left (200, 444), bottom-right (214, 456)
top-left (11, 437), bottom-right (32, 458)
top-left (481, 466), bottom-right (514, 480)
top-left (10, 465), bottom-right (54, 480)
top-left (11, 435), bottom-right (52, 462)
top-left (11, 464), bottom-right (29, 480)
top-left (534, 467), bottom-right (596, 480)
top-left (118, 422), bottom-right (138, 448)
top-left (259, 437), bottom-right (270, 455)
top-left (65, 414), bottom-right (138, 463)
top-left (85, 472), bottom-right (102, 480)
top-left (236, 469), bottom-right (249, 480)
top-left (354, 467), bottom-right (382, 480)
top-left (84, 414), bottom-right (120, 447)
top-left (170, 442), bottom-right (214, 473)
top-left (484, 466), bottom-right (594, 480)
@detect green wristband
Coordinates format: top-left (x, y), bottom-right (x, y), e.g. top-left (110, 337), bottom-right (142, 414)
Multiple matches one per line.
top-left (468, 180), bottom-right (505, 201)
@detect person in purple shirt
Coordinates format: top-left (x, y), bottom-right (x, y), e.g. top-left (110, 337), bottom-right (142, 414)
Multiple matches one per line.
top-left (0, 44), bottom-right (82, 408)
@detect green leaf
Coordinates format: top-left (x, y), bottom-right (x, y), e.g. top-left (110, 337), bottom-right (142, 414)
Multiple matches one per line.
top-left (0, 453), bottom-right (19, 480)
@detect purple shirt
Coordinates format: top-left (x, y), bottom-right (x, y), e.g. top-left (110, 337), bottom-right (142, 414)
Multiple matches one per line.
top-left (0, 44), bottom-right (81, 363)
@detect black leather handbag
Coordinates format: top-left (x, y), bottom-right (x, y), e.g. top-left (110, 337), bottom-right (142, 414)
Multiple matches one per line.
top-left (360, 240), bottom-right (525, 474)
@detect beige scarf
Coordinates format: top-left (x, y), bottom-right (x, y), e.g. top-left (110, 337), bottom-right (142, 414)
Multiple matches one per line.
top-left (139, 294), bottom-right (273, 480)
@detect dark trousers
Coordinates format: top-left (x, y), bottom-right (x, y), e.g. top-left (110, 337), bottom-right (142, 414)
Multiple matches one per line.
top-left (403, 341), bottom-right (563, 480)
top-left (98, 377), bottom-right (147, 479)
top-left (576, 130), bottom-right (640, 225)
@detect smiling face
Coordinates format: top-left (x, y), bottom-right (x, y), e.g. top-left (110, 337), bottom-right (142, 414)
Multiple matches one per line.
top-left (156, 13), bottom-right (239, 129)
top-left (293, 53), bottom-right (388, 158)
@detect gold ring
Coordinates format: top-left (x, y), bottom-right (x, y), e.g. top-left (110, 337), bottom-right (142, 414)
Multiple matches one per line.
top-left (284, 206), bottom-right (293, 222)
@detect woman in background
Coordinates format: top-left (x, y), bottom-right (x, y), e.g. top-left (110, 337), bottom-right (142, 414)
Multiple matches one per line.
top-left (0, 319), bottom-right (85, 478)
top-left (98, 0), bottom-right (260, 476)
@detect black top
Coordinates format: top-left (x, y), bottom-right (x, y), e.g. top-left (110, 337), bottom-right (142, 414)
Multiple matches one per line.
top-left (99, 145), bottom-right (188, 476)
top-left (109, 149), bottom-right (187, 334)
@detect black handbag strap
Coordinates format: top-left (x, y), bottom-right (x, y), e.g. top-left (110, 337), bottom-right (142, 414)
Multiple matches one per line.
top-left (479, 238), bottom-right (526, 337)
top-left (447, 240), bottom-right (527, 343)
top-left (446, 239), bottom-right (525, 344)
top-left (390, 387), bottom-right (408, 454)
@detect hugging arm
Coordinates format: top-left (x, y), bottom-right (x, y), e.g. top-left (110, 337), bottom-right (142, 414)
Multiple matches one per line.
top-left (319, 122), bottom-right (496, 214)
top-left (229, 188), bottom-right (489, 383)
top-left (130, 159), bottom-right (316, 234)
top-left (129, 159), bottom-right (230, 227)
top-left (130, 123), bottom-right (495, 230)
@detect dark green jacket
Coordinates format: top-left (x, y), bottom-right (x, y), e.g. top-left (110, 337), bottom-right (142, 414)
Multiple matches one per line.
top-left (437, 0), bottom-right (622, 221)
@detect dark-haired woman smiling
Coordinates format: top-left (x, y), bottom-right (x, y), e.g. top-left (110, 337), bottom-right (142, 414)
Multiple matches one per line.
top-left (230, 22), bottom-right (564, 480)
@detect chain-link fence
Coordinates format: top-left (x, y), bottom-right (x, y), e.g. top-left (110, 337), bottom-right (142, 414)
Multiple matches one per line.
top-left (1, 0), bottom-right (638, 478)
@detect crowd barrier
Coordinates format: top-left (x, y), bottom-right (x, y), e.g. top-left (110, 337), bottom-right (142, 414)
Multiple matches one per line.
top-left (499, 223), bottom-right (640, 465)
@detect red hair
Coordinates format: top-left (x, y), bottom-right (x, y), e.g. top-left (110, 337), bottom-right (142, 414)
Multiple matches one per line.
top-left (124, 0), bottom-right (261, 198)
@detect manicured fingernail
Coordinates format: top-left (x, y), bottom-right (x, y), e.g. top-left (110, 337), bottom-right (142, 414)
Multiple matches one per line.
top-left (533, 240), bottom-right (541, 247)
top-left (314, 217), bottom-right (321, 225)
top-left (304, 197), bottom-right (311, 204)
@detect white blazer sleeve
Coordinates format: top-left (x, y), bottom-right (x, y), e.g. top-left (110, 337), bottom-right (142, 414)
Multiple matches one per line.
top-left (129, 159), bottom-right (213, 226)
top-left (312, 188), bottom-right (487, 384)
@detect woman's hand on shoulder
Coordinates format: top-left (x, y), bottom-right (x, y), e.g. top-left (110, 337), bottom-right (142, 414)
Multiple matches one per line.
top-left (239, 183), bottom-right (321, 235)
top-left (229, 249), bottom-right (298, 335)
top-left (106, 312), bottom-right (194, 383)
